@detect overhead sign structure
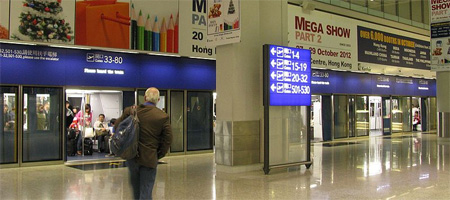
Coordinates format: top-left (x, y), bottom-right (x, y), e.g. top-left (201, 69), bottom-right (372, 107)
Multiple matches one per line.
top-left (264, 45), bottom-right (312, 106)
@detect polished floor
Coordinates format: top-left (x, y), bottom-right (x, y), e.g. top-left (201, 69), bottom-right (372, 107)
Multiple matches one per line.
top-left (2, 133), bottom-right (450, 199)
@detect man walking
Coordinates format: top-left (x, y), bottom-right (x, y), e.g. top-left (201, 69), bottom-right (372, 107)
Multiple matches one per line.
top-left (115, 87), bottom-right (172, 199)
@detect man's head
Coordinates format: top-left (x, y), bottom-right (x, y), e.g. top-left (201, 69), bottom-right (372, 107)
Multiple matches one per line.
top-left (99, 114), bottom-right (105, 122)
top-left (144, 87), bottom-right (160, 104)
top-left (66, 101), bottom-right (70, 108)
top-left (4, 104), bottom-right (8, 112)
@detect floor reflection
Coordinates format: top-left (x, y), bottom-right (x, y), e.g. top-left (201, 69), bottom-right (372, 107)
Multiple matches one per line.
top-left (2, 133), bottom-right (450, 199)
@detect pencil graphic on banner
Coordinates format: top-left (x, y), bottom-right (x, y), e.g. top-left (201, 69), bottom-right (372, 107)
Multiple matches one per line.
top-left (137, 10), bottom-right (145, 50)
top-left (160, 17), bottom-right (167, 52)
top-left (174, 12), bottom-right (179, 53)
top-left (131, 3), bottom-right (137, 49)
top-left (167, 14), bottom-right (174, 53)
top-left (144, 14), bottom-right (152, 51)
top-left (152, 16), bottom-right (160, 52)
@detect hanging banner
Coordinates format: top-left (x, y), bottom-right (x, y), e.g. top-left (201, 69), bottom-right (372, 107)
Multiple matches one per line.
top-left (287, 5), bottom-right (432, 77)
top-left (206, 0), bottom-right (240, 46)
top-left (1, 0), bottom-right (215, 59)
top-left (179, 0), bottom-right (216, 58)
top-left (430, 0), bottom-right (450, 71)
top-left (9, 0), bottom-right (76, 44)
top-left (0, 0), bottom-right (9, 39)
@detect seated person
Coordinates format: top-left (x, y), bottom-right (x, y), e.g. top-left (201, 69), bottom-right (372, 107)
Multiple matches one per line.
top-left (413, 111), bottom-right (421, 131)
top-left (94, 114), bottom-right (110, 153)
top-left (105, 118), bottom-right (116, 157)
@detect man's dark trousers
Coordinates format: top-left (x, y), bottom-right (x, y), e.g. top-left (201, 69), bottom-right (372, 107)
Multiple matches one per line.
top-left (127, 158), bottom-right (157, 200)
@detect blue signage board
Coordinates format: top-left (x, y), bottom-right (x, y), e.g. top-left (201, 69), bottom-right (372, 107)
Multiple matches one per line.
top-left (264, 45), bottom-right (311, 106)
top-left (310, 69), bottom-right (436, 97)
top-left (0, 43), bottom-right (216, 90)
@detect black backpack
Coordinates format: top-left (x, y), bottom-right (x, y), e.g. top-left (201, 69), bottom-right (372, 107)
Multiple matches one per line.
top-left (111, 107), bottom-right (140, 160)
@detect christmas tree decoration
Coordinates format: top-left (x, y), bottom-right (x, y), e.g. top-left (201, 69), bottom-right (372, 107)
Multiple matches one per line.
top-left (14, 0), bottom-right (73, 42)
top-left (228, 0), bottom-right (235, 14)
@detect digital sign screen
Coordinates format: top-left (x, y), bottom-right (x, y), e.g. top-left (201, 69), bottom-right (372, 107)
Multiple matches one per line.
top-left (265, 45), bottom-right (311, 106)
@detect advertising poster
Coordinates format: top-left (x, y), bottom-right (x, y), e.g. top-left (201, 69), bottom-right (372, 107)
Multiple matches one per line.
top-left (9, 0), bottom-right (75, 44)
top-left (0, 0), bottom-right (9, 39)
top-left (75, 0), bottom-right (131, 49)
top-left (206, 0), bottom-right (240, 46)
top-left (288, 5), bottom-right (432, 77)
top-left (287, 5), bottom-right (356, 71)
top-left (179, 0), bottom-right (216, 58)
top-left (430, 0), bottom-right (450, 71)
top-left (357, 26), bottom-right (430, 70)
top-left (128, 0), bottom-right (178, 52)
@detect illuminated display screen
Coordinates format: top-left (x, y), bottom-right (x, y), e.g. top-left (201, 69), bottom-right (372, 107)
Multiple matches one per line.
top-left (265, 45), bottom-right (311, 106)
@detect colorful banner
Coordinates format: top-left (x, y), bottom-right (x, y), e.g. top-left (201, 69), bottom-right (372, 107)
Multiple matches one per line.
top-left (430, 0), bottom-right (450, 71)
top-left (0, 0), bottom-right (9, 39)
top-left (206, 0), bottom-right (240, 46)
top-left (10, 0), bottom-right (75, 44)
top-left (288, 5), bottom-right (432, 77)
top-left (1, 0), bottom-right (215, 59)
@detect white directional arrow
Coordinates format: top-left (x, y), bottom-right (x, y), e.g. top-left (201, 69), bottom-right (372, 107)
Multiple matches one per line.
top-left (271, 47), bottom-right (277, 56)
top-left (271, 71), bottom-right (276, 80)
top-left (271, 84), bottom-right (276, 92)
top-left (271, 59), bottom-right (276, 68)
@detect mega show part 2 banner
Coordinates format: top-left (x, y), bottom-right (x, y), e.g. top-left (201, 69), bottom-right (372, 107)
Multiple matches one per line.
top-left (0, 0), bottom-right (218, 59)
top-left (287, 5), bottom-right (431, 77)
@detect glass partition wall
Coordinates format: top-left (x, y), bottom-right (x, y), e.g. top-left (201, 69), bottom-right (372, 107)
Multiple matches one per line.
top-left (137, 89), bottom-right (214, 154)
top-left (356, 96), bottom-right (369, 137)
top-left (0, 86), bottom-right (18, 165)
top-left (392, 96), bottom-right (411, 133)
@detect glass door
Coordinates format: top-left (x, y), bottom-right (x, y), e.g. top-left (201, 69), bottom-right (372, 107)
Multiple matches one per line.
top-left (348, 96), bottom-right (356, 137)
top-left (333, 95), bottom-right (349, 139)
top-left (429, 97), bottom-right (437, 131)
top-left (369, 96), bottom-right (382, 136)
top-left (22, 87), bottom-right (63, 162)
top-left (170, 91), bottom-right (184, 153)
top-left (0, 86), bottom-right (18, 165)
top-left (311, 95), bottom-right (323, 141)
top-left (187, 91), bottom-right (213, 151)
top-left (356, 96), bottom-right (369, 137)
top-left (412, 97), bottom-right (421, 131)
top-left (392, 96), bottom-right (411, 133)
top-left (382, 97), bottom-right (391, 135)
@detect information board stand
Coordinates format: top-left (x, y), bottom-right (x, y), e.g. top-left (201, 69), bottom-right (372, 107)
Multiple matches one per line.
top-left (263, 44), bottom-right (312, 175)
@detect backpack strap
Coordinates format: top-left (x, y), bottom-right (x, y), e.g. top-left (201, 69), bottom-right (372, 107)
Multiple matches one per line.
top-left (131, 105), bottom-right (139, 123)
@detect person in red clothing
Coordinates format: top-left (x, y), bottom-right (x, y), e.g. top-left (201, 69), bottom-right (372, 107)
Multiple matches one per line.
top-left (413, 111), bottom-right (421, 131)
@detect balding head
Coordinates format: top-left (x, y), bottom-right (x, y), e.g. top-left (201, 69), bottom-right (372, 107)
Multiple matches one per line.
top-left (145, 87), bottom-right (160, 104)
